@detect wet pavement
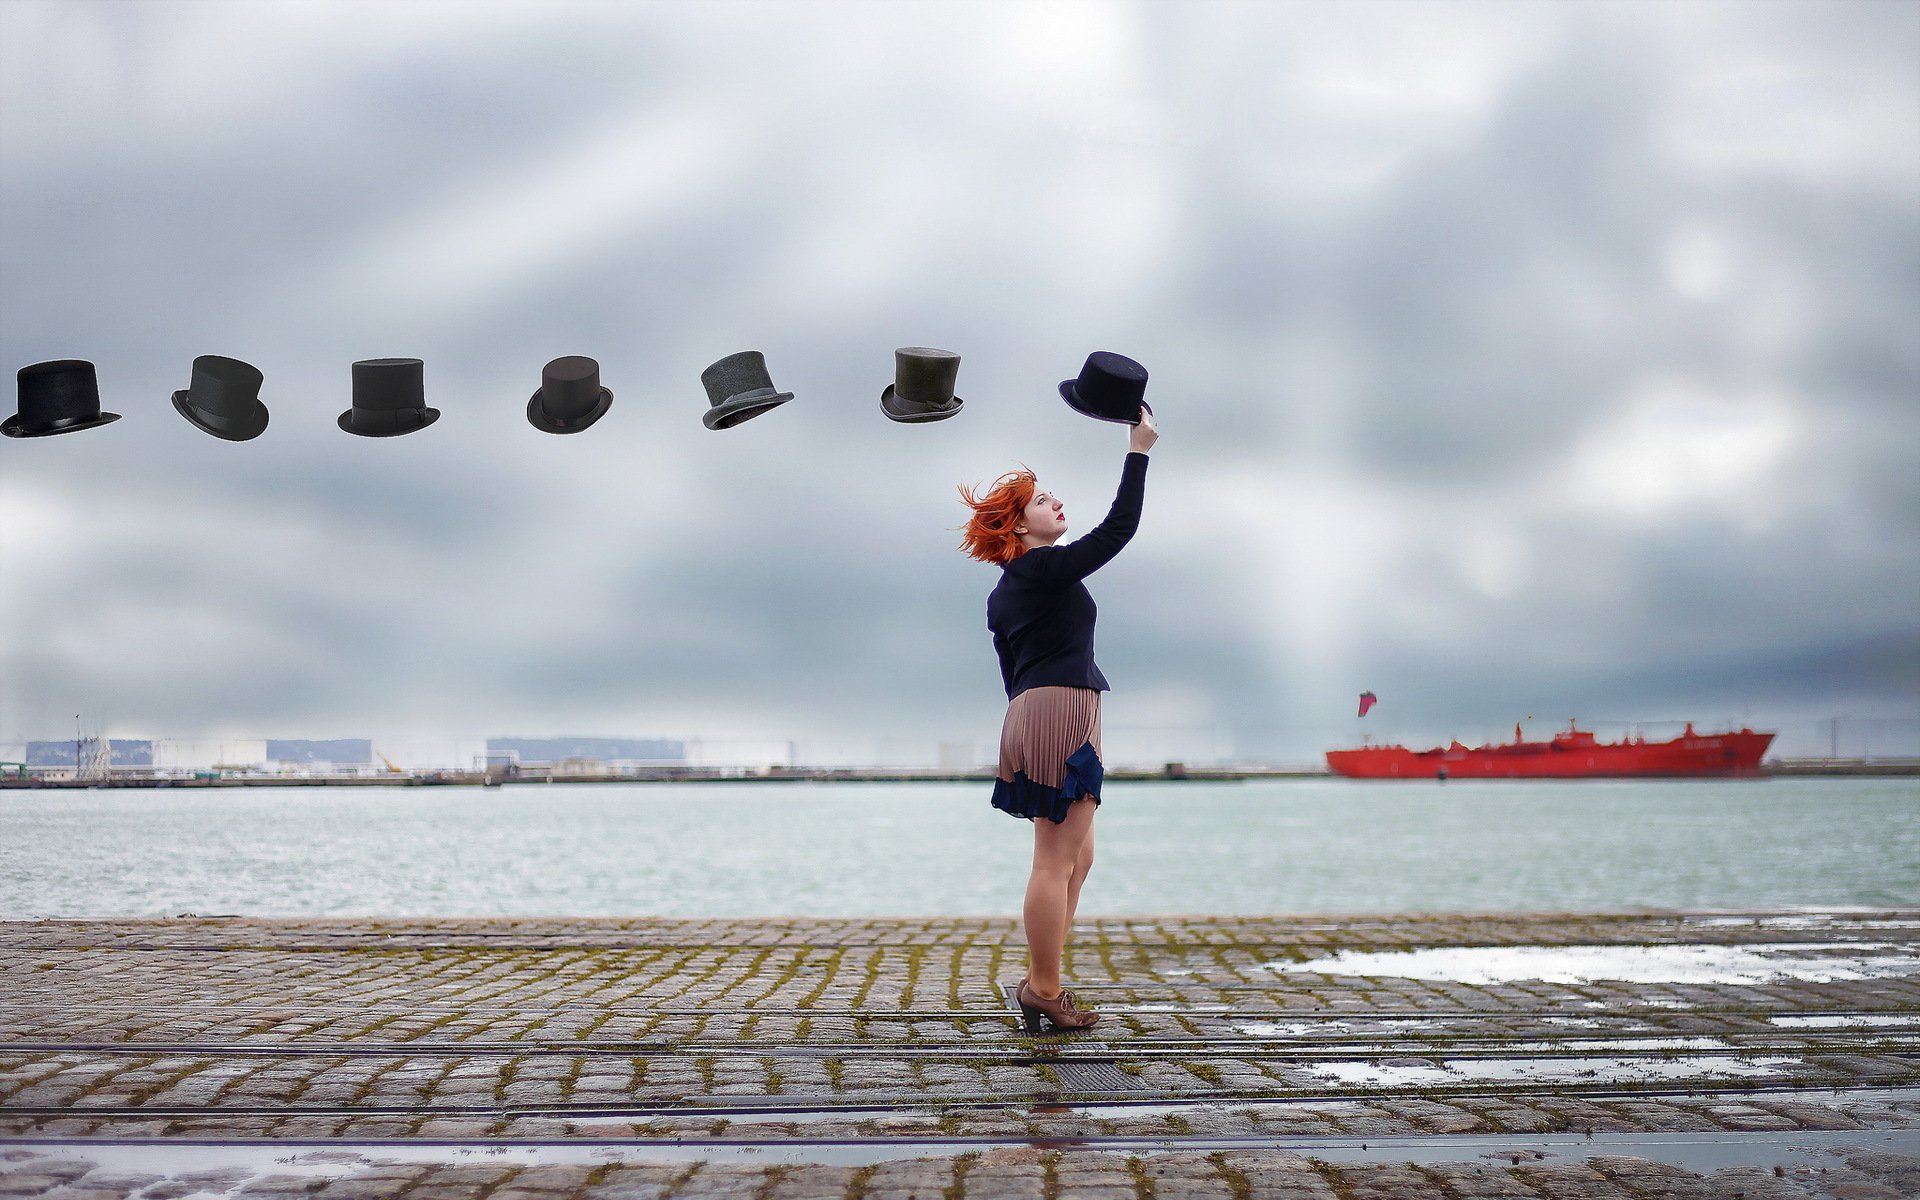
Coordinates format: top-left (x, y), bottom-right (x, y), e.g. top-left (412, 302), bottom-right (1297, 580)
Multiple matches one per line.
top-left (1, 909), bottom-right (1917, 1197)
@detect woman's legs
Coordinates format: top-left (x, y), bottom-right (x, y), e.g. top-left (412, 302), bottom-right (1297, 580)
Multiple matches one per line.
top-left (1023, 796), bottom-right (1097, 998)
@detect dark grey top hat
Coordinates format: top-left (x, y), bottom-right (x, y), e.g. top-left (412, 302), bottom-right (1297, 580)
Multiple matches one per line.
top-left (1059, 351), bottom-right (1152, 425)
top-left (338, 358), bottom-right (439, 437)
top-left (701, 350), bottom-right (793, 429)
top-left (172, 355), bottom-right (269, 441)
top-left (528, 356), bottom-right (613, 435)
top-left (880, 347), bottom-right (964, 424)
top-left (4, 359), bottom-right (121, 438)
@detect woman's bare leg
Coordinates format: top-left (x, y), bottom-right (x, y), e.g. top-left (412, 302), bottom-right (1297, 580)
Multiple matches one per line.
top-left (1064, 817), bottom-right (1096, 932)
top-left (1024, 796), bottom-right (1097, 998)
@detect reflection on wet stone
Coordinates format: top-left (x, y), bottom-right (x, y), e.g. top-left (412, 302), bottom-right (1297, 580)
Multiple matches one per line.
top-left (0, 911), bottom-right (1916, 1195)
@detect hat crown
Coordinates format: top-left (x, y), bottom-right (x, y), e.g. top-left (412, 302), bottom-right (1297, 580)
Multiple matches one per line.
top-left (17, 359), bottom-right (102, 425)
top-left (351, 358), bottom-right (425, 411)
top-left (701, 350), bottom-right (779, 406)
top-left (892, 347), bottom-right (960, 407)
top-left (1063, 351), bottom-right (1149, 422)
top-left (700, 350), bottom-right (793, 430)
top-left (527, 355), bottom-right (613, 433)
top-left (184, 355), bottom-right (263, 415)
top-left (340, 358), bottom-right (437, 436)
top-left (173, 354), bottom-right (269, 440)
top-left (538, 355), bottom-right (604, 420)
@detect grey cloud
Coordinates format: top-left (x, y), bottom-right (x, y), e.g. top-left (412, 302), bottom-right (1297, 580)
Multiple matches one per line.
top-left (3, 1), bottom-right (1915, 763)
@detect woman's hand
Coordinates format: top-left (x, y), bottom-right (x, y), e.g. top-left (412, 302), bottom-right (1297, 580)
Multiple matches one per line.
top-left (1129, 406), bottom-right (1159, 454)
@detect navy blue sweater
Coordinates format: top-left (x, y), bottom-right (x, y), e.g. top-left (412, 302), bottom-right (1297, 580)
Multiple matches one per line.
top-left (988, 452), bottom-right (1149, 700)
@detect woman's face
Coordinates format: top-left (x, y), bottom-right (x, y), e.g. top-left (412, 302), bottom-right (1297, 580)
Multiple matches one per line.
top-left (1019, 486), bottom-right (1067, 544)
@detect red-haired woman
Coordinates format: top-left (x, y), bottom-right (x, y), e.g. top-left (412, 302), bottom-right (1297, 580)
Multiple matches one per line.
top-left (958, 410), bottom-right (1158, 1033)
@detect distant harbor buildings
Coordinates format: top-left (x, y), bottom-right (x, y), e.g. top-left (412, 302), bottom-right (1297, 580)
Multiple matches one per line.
top-left (0, 734), bottom-right (979, 784)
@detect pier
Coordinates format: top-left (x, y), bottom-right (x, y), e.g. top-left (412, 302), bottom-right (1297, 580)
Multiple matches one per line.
top-left (2, 909), bottom-right (1916, 1196)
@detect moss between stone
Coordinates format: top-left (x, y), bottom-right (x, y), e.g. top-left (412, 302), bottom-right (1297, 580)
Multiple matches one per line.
top-left (942, 1151), bottom-right (978, 1200)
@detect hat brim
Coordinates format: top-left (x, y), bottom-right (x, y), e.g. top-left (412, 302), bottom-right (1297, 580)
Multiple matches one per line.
top-left (173, 391), bottom-right (269, 442)
top-left (336, 407), bottom-right (441, 437)
top-left (1058, 381), bottom-right (1151, 425)
top-left (880, 385), bottom-right (963, 424)
top-left (527, 386), bottom-right (613, 435)
top-left (703, 391), bottom-right (793, 430)
top-left (1, 410), bottom-right (122, 438)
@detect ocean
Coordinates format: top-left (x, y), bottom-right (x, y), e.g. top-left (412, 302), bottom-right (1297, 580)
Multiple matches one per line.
top-left (1, 777), bottom-right (1914, 918)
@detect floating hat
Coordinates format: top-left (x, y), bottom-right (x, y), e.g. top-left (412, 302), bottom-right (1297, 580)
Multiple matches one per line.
top-left (880, 347), bottom-right (964, 424)
top-left (528, 355), bottom-right (613, 435)
top-left (338, 358), bottom-right (439, 437)
top-left (4, 360), bottom-right (121, 438)
top-left (700, 350), bottom-right (792, 429)
top-left (1059, 351), bottom-right (1151, 425)
top-left (172, 355), bottom-right (269, 441)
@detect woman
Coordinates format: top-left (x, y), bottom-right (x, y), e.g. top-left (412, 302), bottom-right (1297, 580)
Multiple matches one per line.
top-left (957, 409), bottom-right (1158, 1033)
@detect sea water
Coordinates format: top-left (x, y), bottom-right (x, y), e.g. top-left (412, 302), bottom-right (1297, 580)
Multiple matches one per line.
top-left (0, 777), bottom-right (1914, 918)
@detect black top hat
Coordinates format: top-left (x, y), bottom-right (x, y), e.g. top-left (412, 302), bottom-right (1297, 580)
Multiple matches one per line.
top-left (881, 347), bottom-right (964, 424)
top-left (4, 360), bottom-right (121, 438)
top-left (172, 355), bottom-right (269, 441)
top-left (1059, 351), bottom-right (1151, 425)
top-left (528, 356), bottom-right (613, 434)
top-left (338, 358), bottom-right (439, 437)
top-left (701, 350), bottom-right (793, 429)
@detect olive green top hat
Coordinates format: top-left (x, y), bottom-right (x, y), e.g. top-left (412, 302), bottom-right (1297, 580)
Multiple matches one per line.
top-left (880, 346), bottom-right (964, 424)
top-left (338, 358), bottom-right (439, 437)
top-left (701, 350), bottom-right (793, 429)
top-left (1059, 350), bottom-right (1152, 425)
top-left (172, 355), bottom-right (269, 441)
top-left (528, 355), bottom-right (613, 434)
top-left (4, 359), bottom-right (121, 438)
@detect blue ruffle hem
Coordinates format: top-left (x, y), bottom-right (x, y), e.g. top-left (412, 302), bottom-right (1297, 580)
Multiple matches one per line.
top-left (990, 740), bottom-right (1104, 824)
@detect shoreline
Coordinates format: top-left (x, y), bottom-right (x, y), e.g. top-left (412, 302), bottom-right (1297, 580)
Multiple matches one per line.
top-left (3, 758), bottom-right (1916, 789)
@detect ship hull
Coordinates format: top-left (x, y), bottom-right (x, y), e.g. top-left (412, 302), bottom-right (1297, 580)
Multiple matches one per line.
top-left (1326, 729), bottom-right (1774, 780)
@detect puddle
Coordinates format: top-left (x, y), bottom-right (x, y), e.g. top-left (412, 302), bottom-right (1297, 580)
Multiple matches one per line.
top-left (1125, 1004), bottom-right (1234, 1013)
top-left (0, 1141), bottom-right (1012, 1176)
top-left (561, 1109), bottom-right (871, 1128)
top-left (1264, 943), bottom-right (1920, 985)
top-left (1238, 1020), bottom-right (1348, 1037)
top-left (1040, 1100), bottom-right (1248, 1121)
top-left (17, 1128), bottom-right (1911, 1178)
top-left (1233, 1015), bottom-right (1663, 1039)
top-left (1505, 1038), bottom-right (1732, 1051)
top-left (1235, 1018), bottom-right (1468, 1037)
top-left (1300, 1055), bottom-right (1797, 1088)
top-left (1771, 1014), bottom-right (1920, 1030)
top-left (1269, 1129), bottom-right (1920, 1173)
top-left (1688, 914), bottom-right (1920, 931)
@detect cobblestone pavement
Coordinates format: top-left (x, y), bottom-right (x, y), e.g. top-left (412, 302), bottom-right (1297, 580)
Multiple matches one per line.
top-left (1, 910), bottom-right (1916, 1197)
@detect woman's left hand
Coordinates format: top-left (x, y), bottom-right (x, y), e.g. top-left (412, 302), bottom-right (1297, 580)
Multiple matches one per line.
top-left (1129, 407), bottom-right (1158, 454)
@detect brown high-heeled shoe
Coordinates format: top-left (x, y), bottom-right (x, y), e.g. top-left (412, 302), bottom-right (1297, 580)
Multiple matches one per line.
top-left (1018, 979), bottom-right (1099, 1034)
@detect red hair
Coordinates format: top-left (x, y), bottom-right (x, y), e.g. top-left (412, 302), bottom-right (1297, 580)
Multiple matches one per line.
top-left (957, 469), bottom-right (1036, 564)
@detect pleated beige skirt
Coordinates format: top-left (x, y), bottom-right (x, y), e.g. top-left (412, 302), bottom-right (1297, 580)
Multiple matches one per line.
top-left (991, 686), bottom-right (1105, 824)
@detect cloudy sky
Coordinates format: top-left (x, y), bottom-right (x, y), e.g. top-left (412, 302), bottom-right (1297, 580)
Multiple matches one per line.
top-left (2, 0), bottom-right (1915, 765)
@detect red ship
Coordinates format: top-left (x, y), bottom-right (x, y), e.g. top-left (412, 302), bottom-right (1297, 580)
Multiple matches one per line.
top-left (1326, 721), bottom-right (1774, 780)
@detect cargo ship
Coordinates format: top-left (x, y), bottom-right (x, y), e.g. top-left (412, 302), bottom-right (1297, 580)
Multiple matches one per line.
top-left (1326, 721), bottom-right (1774, 780)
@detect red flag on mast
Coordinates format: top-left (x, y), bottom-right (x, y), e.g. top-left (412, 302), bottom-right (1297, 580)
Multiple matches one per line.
top-left (1358, 691), bottom-right (1378, 718)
